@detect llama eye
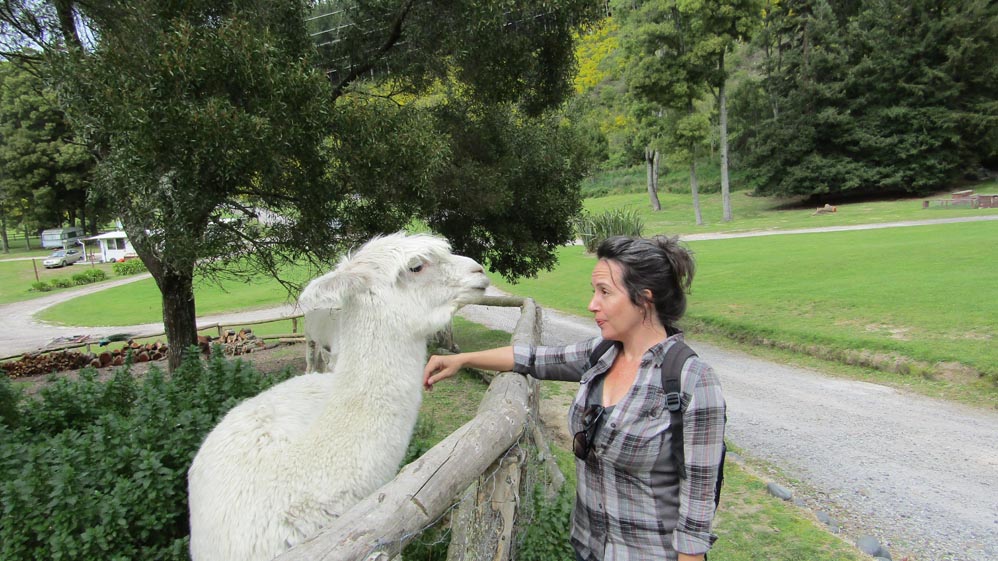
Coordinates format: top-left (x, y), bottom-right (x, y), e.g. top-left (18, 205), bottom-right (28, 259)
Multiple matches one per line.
top-left (409, 264), bottom-right (424, 273)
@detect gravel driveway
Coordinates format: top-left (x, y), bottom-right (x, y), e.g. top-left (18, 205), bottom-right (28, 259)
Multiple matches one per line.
top-left (457, 293), bottom-right (998, 561)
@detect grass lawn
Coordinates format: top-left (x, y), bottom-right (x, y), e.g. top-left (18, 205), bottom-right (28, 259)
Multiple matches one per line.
top-left (0, 234), bottom-right (47, 255)
top-left (491, 220), bottom-right (998, 404)
top-left (585, 189), bottom-right (998, 236)
top-left (35, 265), bottom-right (318, 326)
top-left (582, 167), bottom-right (998, 236)
top-left (0, 259), bottom-right (122, 305)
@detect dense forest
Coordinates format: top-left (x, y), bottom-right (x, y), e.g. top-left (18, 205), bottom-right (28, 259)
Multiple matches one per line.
top-left (574, 0), bottom-right (997, 201)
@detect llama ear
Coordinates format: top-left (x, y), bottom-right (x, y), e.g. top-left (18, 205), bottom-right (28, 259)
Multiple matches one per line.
top-left (298, 267), bottom-right (373, 312)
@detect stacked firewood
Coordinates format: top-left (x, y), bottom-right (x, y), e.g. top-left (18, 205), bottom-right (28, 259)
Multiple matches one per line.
top-left (2, 330), bottom-right (268, 379)
top-left (92, 340), bottom-right (170, 367)
top-left (213, 328), bottom-right (267, 356)
top-left (1, 350), bottom-right (94, 378)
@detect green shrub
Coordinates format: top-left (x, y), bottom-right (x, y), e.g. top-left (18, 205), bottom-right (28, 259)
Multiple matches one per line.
top-left (574, 208), bottom-right (644, 253)
top-left (113, 259), bottom-right (147, 276)
top-left (30, 280), bottom-right (51, 292)
top-left (0, 349), bottom-right (293, 561)
top-left (49, 277), bottom-right (75, 289)
top-left (71, 268), bottom-right (108, 285)
top-left (519, 482), bottom-right (575, 561)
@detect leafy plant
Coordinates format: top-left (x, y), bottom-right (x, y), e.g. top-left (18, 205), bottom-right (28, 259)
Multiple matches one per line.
top-left (574, 208), bottom-right (645, 253)
top-left (112, 259), bottom-right (147, 276)
top-left (0, 349), bottom-right (293, 561)
top-left (71, 268), bottom-right (108, 285)
top-left (49, 277), bottom-right (75, 289)
top-left (518, 482), bottom-right (575, 561)
top-left (29, 280), bottom-right (50, 292)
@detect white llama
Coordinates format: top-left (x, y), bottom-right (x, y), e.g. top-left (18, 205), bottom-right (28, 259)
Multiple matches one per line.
top-left (187, 232), bottom-right (489, 561)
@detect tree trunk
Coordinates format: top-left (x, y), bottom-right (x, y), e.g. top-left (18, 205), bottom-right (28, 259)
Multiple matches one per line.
top-left (1, 208), bottom-right (9, 253)
top-left (689, 103), bottom-right (703, 226)
top-left (653, 150), bottom-right (662, 193)
top-left (719, 52), bottom-right (732, 223)
top-left (645, 147), bottom-right (662, 211)
top-left (22, 222), bottom-right (31, 250)
top-left (159, 266), bottom-right (198, 371)
top-left (690, 158), bottom-right (703, 226)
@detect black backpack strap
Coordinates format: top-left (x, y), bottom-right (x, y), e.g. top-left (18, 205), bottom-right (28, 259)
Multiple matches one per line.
top-left (661, 341), bottom-right (697, 480)
top-left (587, 339), bottom-right (617, 370)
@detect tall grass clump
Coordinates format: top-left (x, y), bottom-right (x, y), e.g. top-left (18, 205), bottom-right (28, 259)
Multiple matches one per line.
top-left (575, 209), bottom-right (644, 253)
top-left (0, 349), bottom-right (293, 561)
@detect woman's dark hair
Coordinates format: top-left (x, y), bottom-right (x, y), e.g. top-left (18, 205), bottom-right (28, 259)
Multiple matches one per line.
top-left (596, 235), bottom-right (695, 331)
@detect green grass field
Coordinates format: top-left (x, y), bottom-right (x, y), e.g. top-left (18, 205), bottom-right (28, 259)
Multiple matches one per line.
top-left (0, 259), bottom-right (122, 305)
top-left (491, 220), bottom-right (998, 403)
top-left (582, 170), bottom-right (998, 237)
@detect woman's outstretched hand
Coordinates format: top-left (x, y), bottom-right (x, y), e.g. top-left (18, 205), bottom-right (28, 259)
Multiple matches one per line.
top-left (423, 354), bottom-right (464, 391)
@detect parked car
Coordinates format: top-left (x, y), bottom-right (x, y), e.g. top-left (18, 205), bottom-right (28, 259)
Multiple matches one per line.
top-left (43, 248), bottom-right (84, 268)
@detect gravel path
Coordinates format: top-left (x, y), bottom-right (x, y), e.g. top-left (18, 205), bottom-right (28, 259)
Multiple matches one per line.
top-left (457, 291), bottom-right (998, 561)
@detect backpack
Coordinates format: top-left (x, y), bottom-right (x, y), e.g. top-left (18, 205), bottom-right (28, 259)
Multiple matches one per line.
top-left (588, 339), bottom-right (727, 510)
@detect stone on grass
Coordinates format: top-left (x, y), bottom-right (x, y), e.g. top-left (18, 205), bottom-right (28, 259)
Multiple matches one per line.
top-left (767, 482), bottom-right (792, 501)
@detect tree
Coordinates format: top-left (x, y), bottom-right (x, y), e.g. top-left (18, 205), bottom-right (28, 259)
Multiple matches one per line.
top-left (2, 0), bottom-right (603, 370)
top-left (617, 0), bottom-right (716, 225)
top-left (0, 60), bottom-right (95, 251)
top-left (700, 0), bottom-right (762, 222)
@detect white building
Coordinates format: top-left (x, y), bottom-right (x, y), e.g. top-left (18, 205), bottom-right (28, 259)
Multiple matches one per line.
top-left (85, 231), bottom-right (137, 263)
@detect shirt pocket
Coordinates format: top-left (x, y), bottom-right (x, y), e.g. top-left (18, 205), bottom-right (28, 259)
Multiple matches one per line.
top-left (601, 385), bottom-right (669, 473)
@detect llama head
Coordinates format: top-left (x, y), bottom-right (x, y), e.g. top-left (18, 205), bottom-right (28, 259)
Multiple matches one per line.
top-left (298, 232), bottom-right (489, 337)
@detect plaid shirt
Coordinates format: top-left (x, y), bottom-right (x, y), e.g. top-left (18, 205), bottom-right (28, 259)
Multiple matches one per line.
top-left (513, 334), bottom-right (726, 561)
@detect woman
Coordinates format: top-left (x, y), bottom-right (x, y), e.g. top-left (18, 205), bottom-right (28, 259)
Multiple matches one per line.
top-left (423, 235), bottom-right (726, 561)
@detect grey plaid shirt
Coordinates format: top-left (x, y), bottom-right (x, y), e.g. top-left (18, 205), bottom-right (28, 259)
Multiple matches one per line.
top-left (513, 334), bottom-right (725, 561)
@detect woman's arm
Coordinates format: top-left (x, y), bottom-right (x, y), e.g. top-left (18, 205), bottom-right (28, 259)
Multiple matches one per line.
top-left (423, 346), bottom-right (515, 390)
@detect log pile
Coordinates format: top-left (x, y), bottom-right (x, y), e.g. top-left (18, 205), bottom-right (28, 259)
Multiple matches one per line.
top-left (2, 330), bottom-right (268, 379)
top-left (213, 328), bottom-right (267, 356)
top-left (1, 350), bottom-right (95, 379)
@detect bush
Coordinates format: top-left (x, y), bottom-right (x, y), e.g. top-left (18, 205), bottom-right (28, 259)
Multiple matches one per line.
top-left (112, 259), bottom-right (147, 276)
top-left (49, 277), bottom-right (75, 289)
top-left (574, 209), bottom-right (645, 253)
top-left (519, 482), bottom-right (575, 561)
top-left (71, 269), bottom-right (108, 285)
top-left (0, 349), bottom-right (293, 561)
top-left (30, 280), bottom-right (51, 292)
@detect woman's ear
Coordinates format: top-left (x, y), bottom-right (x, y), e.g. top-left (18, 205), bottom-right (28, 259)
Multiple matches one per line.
top-left (641, 288), bottom-right (655, 307)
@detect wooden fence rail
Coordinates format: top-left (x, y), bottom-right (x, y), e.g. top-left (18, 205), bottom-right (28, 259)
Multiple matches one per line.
top-left (276, 296), bottom-right (544, 561)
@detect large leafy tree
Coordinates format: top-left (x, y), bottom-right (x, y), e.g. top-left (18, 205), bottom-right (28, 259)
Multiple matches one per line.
top-left (617, 0), bottom-right (717, 224)
top-left (700, 0), bottom-right (761, 221)
top-left (615, 0), bottom-right (760, 222)
top-left (1, 0), bottom-right (603, 369)
top-left (0, 60), bottom-right (95, 251)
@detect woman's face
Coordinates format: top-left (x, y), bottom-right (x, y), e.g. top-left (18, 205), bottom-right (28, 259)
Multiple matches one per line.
top-left (588, 259), bottom-right (646, 341)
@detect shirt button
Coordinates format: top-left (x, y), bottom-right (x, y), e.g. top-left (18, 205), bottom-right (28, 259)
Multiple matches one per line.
top-left (610, 423), bottom-right (616, 428)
